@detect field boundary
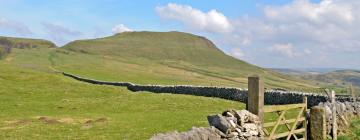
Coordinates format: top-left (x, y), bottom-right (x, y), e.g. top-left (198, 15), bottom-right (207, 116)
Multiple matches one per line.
top-left (61, 71), bottom-right (357, 107)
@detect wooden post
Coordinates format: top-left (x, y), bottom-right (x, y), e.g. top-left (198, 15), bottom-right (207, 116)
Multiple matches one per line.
top-left (350, 84), bottom-right (355, 102)
top-left (303, 96), bottom-right (308, 140)
top-left (247, 76), bottom-right (264, 124)
top-left (310, 106), bottom-right (327, 140)
top-left (331, 90), bottom-right (337, 140)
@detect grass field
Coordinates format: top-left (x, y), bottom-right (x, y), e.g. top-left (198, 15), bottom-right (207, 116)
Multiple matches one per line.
top-left (0, 33), bottom-right (325, 139)
top-left (0, 48), bottom-right (244, 139)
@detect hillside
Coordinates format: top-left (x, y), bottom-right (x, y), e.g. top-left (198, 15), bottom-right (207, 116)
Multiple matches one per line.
top-left (0, 33), bottom-right (320, 139)
top-left (0, 36), bottom-right (244, 139)
top-left (0, 36), bottom-right (56, 59)
top-left (270, 68), bottom-right (309, 75)
top-left (301, 70), bottom-right (360, 88)
top-left (56, 31), bottom-right (316, 89)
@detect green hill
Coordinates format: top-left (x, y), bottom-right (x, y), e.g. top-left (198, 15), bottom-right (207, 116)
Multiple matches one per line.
top-left (64, 31), bottom-right (251, 68)
top-left (0, 35), bottom-right (244, 139)
top-left (0, 33), bottom-right (320, 139)
top-left (0, 36), bottom-right (56, 59)
top-left (57, 31), bottom-right (316, 89)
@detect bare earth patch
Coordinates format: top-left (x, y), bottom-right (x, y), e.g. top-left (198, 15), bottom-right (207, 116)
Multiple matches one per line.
top-left (1, 116), bottom-right (109, 130)
top-left (80, 117), bottom-right (109, 130)
top-left (58, 117), bottom-right (75, 124)
top-left (1, 119), bottom-right (32, 130)
top-left (37, 116), bottom-right (61, 124)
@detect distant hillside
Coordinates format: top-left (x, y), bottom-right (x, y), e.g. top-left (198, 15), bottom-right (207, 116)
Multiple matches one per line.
top-left (271, 68), bottom-right (345, 75)
top-left (270, 68), bottom-right (309, 75)
top-left (55, 31), bottom-right (317, 89)
top-left (0, 36), bottom-right (56, 58)
top-left (301, 70), bottom-right (360, 88)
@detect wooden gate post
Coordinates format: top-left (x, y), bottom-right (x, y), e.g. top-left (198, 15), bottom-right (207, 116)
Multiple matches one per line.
top-left (350, 84), bottom-right (355, 102)
top-left (303, 96), bottom-right (308, 140)
top-left (331, 90), bottom-right (337, 140)
top-left (247, 76), bottom-right (264, 123)
top-left (310, 106), bottom-right (326, 140)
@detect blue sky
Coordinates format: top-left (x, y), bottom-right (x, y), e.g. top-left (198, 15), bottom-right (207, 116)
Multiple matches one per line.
top-left (1, 0), bottom-right (359, 69)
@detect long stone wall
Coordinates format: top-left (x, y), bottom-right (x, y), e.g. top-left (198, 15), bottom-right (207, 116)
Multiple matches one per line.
top-left (62, 72), bottom-right (357, 107)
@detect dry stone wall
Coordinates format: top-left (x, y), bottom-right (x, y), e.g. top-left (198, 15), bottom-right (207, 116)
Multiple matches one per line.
top-left (315, 101), bottom-right (360, 136)
top-left (151, 109), bottom-right (264, 140)
top-left (62, 72), bottom-right (357, 107)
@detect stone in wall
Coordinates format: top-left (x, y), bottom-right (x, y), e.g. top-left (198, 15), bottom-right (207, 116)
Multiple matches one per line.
top-left (150, 110), bottom-right (263, 140)
top-left (150, 127), bottom-right (223, 140)
top-left (317, 101), bottom-right (360, 136)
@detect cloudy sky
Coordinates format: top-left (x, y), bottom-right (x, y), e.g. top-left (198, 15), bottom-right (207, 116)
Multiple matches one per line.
top-left (1, 0), bottom-right (359, 69)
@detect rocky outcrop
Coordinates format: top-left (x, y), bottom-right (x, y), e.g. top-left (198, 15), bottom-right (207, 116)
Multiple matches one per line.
top-left (151, 110), bottom-right (263, 140)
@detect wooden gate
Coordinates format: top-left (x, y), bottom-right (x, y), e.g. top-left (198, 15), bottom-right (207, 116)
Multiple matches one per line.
top-left (263, 97), bottom-right (307, 140)
top-left (247, 76), bottom-right (308, 140)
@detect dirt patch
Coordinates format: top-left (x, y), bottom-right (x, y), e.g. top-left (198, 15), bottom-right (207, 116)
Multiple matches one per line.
top-left (58, 117), bottom-right (74, 124)
top-left (83, 119), bottom-right (93, 124)
top-left (95, 117), bottom-right (108, 123)
top-left (5, 119), bottom-right (31, 127)
top-left (82, 117), bottom-right (108, 124)
top-left (37, 116), bottom-right (60, 124)
top-left (1, 119), bottom-right (32, 130)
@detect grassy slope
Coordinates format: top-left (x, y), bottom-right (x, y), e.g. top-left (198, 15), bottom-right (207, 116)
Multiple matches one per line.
top-left (0, 42), bottom-right (244, 139)
top-left (0, 34), bottom-right (319, 139)
top-left (57, 31), bottom-right (316, 89)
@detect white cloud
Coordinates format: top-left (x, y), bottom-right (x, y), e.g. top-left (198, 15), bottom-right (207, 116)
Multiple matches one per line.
top-left (112, 24), bottom-right (133, 34)
top-left (216, 0), bottom-right (360, 68)
top-left (156, 3), bottom-right (233, 34)
top-left (232, 0), bottom-right (360, 51)
top-left (0, 17), bottom-right (33, 35)
top-left (154, 1), bottom-right (360, 68)
top-left (269, 43), bottom-right (297, 58)
top-left (304, 48), bottom-right (312, 54)
top-left (264, 0), bottom-right (354, 25)
top-left (230, 48), bottom-right (245, 58)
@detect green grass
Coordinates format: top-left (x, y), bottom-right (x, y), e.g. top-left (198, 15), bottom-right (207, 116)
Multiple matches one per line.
top-left (337, 118), bottom-right (360, 140)
top-left (0, 33), bottom-right (320, 139)
top-left (0, 47), bottom-right (244, 139)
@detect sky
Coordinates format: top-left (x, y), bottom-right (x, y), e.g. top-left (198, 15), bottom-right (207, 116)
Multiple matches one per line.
top-left (0, 0), bottom-right (359, 69)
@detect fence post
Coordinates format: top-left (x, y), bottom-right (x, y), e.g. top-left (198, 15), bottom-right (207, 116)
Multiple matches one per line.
top-left (331, 90), bottom-right (337, 140)
top-left (350, 84), bottom-right (355, 102)
top-left (247, 76), bottom-right (264, 124)
top-left (303, 96), bottom-right (308, 140)
top-left (310, 106), bottom-right (326, 140)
